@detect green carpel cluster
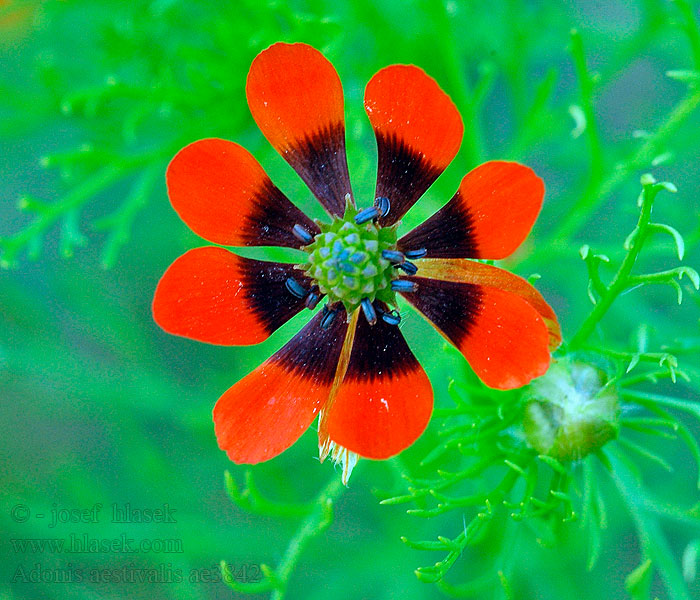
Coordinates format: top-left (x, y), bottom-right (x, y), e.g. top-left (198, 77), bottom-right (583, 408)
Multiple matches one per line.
top-left (301, 206), bottom-right (398, 312)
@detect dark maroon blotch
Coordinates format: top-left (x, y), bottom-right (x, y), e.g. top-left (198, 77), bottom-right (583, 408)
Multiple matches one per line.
top-left (270, 308), bottom-right (349, 385)
top-left (287, 122), bottom-right (353, 217)
top-left (398, 189), bottom-right (478, 258)
top-left (242, 179), bottom-right (320, 249)
top-left (241, 261), bottom-right (312, 335)
top-left (374, 131), bottom-right (442, 226)
top-left (345, 303), bottom-right (420, 381)
top-left (401, 277), bottom-right (482, 347)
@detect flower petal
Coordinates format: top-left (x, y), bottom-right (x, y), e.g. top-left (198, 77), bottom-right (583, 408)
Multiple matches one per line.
top-left (213, 308), bottom-right (349, 463)
top-left (152, 247), bottom-right (311, 346)
top-left (399, 161), bottom-right (544, 259)
top-left (167, 138), bottom-right (318, 247)
top-left (364, 64), bottom-right (463, 226)
top-left (402, 275), bottom-right (552, 390)
top-left (413, 258), bottom-right (561, 350)
top-left (323, 307), bottom-right (433, 459)
top-left (246, 42), bottom-right (352, 216)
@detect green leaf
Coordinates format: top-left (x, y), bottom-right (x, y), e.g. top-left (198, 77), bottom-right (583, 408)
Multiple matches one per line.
top-left (569, 104), bottom-right (586, 138)
top-left (666, 69), bottom-right (700, 84)
top-left (625, 558), bottom-right (653, 600)
top-left (649, 223), bottom-right (686, 260)
top-left (627, 354), bottom-right (641, 373)
top-left (618, 437), bottom-right (674, 472)
top-left (219, 560), bottom-right (274, 594)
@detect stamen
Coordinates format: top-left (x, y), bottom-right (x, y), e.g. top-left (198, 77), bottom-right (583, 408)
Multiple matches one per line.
top-left (354, 206), bottom-right (379, 224)
top-left (391, 280), bottom-right (417, 293)
top-left (305, 287), bottom-right (321, 310)
top-left (404, 248), bottom-right (427, 259)
top-left (321, 304), bottom-right (340, 330)
top-left (292, 224), bottom-right (314, 245)
top-left (398, 261), bottom-right (418, 275)
top-left (360, 298), bottom-right (377, 326)
top-left (374, 196), bottom-right (391, 217)
top-left (380, 309), bottom-right (401, 326)
top-left (381, 249), bottom-right (405, 264)
top-left (285, 277), bottom-right (307, 299)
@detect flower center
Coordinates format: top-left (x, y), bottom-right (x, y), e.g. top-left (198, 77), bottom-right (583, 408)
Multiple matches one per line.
top-left (287, 198), bottom-right (424, 328)
top-left (304, 207), bottom-right (397, 311)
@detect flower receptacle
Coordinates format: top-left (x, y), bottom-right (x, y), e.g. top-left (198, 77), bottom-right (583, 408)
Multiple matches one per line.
top-left (302, 203), bottom-right (399, 312)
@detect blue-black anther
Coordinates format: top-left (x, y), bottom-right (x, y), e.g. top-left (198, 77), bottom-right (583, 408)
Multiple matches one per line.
top-left (305, 289), bottom-right (321, 310)
top-left (404, 248), bottom-right (427, 259)
top-left (374, 196), bottom-right (391, 217)
top-left (285, 278), bottom-right (307, 299)
top-left (292, 224), bottom-right (313, 245)
top-left (398, 261), bottom-right (418, 275)
top-left (391, 279), bottom-right (417, 293)
top-left (381, 309), bottom-right (401, 326)
top-left (360, 298), bottom-right (377, 326)
top-left (321, 305), bottom-right (339, 330)
top-left (381, 249), bottom-right (405, 264)
top-left (354, 206), bottom-right (380, 224)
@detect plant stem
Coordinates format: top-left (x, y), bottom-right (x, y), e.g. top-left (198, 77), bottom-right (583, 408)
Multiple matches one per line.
top-left (568, 182), bottom-right (654, 349)
top-left (570, 29), bottom-right (605, 190)
top-left (270, 474), bottom-right (345, 600)
top-left (0, 164), bottom-right (124, 265)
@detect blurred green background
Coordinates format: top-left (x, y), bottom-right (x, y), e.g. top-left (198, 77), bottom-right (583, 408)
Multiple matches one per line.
top-left (1, 0), bottom-right (700, 598)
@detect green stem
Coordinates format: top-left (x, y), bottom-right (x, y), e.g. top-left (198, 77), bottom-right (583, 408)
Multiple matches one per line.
top-left (610, 450), bottom-right (693, 600)
top-left (568, 183), bottom-right (655, 349)
top-left (415, 469), bottom-right (521, 583)
top-left (570, 29), bottom-right (605, 186)
top-left (584, 346), bottom-right (674, 364)
top-left (220, 473), bottom-right (346, 598)
top-left (0, 145), bottom-right (174, 267)
top-left (0, 164), bottom-right (124, 265)
top-left (270, 475), bottom-right (345, 600)
top-left (96, 163), bottom-right (162, 269)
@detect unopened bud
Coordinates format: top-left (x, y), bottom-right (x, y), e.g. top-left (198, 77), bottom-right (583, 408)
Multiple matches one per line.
top-left (523, 360), bottom-right (619, 461)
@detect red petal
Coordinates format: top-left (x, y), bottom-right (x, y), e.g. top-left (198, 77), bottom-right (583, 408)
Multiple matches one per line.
top-left (246, 42), bottom-right (352, 216)
top-left (214, 308), bottom-right (349, 463)
top-left (403, 275), bottom-right (552, 390)
top-left (460, 287), bottom-right (551, 389)
top-left (166, 138), bottom-right (318, 248)
top-left (413, 258), bottom-right (561, 350)
top-left (152, 247), bottom-right (310, 345)
top-left (324, 307), bottom-right (433, 459)
top-left (400, 161), bottom-right (544, 259)
top-left (364, 65), bottom-right (463, 225)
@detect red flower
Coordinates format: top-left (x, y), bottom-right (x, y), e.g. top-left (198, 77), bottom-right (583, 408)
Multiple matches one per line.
top-left (153, 43), bottom-right (561, 481)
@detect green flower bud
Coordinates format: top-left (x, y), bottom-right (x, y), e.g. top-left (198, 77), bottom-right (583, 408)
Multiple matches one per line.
top-left (523, 360), bottom-right (619, 461)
